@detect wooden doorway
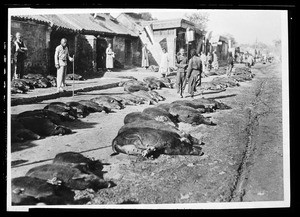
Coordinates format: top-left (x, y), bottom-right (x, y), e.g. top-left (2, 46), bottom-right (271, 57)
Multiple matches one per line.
top-left (125, 39), bottom-right (132, 65)
top-left (96, 38), bottom-right (107, 70)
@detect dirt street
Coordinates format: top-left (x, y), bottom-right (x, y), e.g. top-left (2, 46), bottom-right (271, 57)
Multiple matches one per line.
top-left (9, 62), bottom-right (284, 204)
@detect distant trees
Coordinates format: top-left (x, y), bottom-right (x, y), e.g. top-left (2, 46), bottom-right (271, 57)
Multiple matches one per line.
top-left (184, 11), bottom-right (209, 31)
top-left (126, 12), bottom-right (157, 21)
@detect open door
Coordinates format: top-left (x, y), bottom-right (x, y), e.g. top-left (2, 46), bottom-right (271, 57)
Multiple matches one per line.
top-left (96, 38), bottom-right (107, 70)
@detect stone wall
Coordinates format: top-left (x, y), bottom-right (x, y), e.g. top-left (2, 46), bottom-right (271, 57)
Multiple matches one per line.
top-left (11, 20), bottom-right (51, 75)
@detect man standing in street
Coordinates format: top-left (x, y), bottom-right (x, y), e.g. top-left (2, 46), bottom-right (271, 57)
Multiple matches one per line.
top-left (175, 48), bottom-right (188, 98)
top-left (141, 43), bottom-right (150, 69)
top-left (14, 32), bottom-right (27, 79)
top-left (54, 38), bottom-right (74, 93)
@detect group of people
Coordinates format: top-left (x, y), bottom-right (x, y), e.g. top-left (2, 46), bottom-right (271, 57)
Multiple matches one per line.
top-left (200, 51), bottom-right (219, 73)
top-left (141, 43), bottom-right (222, 98)
top-left (175, 48), bottom-right (204, 98)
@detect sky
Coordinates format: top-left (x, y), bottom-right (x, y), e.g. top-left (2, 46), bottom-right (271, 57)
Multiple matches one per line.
top-left (10, 8), bottom-right (284, 46)
top-left (111, 9), bottom-right (284, 46)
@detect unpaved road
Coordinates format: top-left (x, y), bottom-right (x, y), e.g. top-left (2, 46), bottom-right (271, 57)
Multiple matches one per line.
top-left (9, 62), bottom-right (284, 204)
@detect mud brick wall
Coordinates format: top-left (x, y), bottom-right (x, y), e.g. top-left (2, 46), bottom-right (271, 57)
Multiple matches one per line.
top-left (113, 36), bottom-right (126, 65)
top-left (132, 38), bottom-right (142, 66)
top-left (11, 20), bottom-right (50, 75)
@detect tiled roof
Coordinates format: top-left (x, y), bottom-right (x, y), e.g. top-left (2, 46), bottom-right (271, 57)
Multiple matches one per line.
top-left (12, 13), bottom-right (138, 37)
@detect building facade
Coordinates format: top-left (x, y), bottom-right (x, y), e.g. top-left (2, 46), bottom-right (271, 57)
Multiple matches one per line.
top-left (11, 13), bottom-right (140, 76)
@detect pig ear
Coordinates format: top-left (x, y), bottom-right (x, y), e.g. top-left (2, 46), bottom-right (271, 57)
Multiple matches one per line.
top-left (72, 173), bottom-right (89, 180)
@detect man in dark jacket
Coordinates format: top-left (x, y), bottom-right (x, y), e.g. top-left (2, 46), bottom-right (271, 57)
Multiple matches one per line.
top-left (175, 48), bottom-right (188, 98)
top-left (14, 32), bottom-right (27, 79)
top-left (185, 49), bottom-right (202, 98)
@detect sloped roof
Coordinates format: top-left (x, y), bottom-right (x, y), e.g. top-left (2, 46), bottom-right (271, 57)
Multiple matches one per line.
top-left (12, 13), bottom-right (138, 37)
top-left (117, 13), bottom-right (203, 35)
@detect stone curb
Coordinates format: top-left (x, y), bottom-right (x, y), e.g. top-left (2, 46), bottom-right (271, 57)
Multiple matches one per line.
top-left (11, 82), bottom-right (121, 106)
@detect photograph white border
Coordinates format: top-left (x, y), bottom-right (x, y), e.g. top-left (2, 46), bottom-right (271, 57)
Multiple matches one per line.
top-left (6, 8), bottom-right (290, 212)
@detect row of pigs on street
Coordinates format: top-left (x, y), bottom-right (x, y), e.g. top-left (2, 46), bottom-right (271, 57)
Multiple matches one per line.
top-left (11, 67), bottom-right (254, 205)
top-left (11, 73), bottom-right (84, 94)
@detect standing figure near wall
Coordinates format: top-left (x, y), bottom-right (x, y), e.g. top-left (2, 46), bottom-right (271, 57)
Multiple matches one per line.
top-left (141, 43), bottom-right (149, 69)
top-left (206, 52), bottom-right (213, 71)
top-left (212, 50), bottom-right (219, 70)
top-left (54, 38), bottom-right (74, 93)
top-left (175, 48), bottom-right (188, 98)
top-left (185, 49), bottom-right (202, 98)
top-left (14, 32), bottom-right (28, 79)
top-left (106, 43), bottom-right (114, 72)
top-left (159, 48), bottom-right (169, 78)
top-left (226, 52), bottom-right (234, 76)
top-left (10, 35), bottom-right (16, 80)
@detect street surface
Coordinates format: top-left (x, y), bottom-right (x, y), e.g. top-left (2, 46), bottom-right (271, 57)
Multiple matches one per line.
top-left (10, 62), bottom-right (284, 204)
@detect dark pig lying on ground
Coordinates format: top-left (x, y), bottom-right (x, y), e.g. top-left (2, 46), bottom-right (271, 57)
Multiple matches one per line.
top-left (143, 77), bottom-right (164, 90)
top-left (124, 84), bottom-right (150, 93)
top-left (17, 116), bottom-right (72, 137)
top-left (23, 73), bottom-right (44, 80)
top-left (17, 109), bottom-right (63, 125)
top-left (124, 112), bottom-right (156, 124)
top-left (156, 103), bottom-right (172, 112)
top-left (66, 102), bottom-right (89, 118)
top-left (143, 76), bottom-right (172, 89)
top-left (11, 79), bottom-right (30, 93)
top-left (142, 107), bottom-right (178, 127)
top-left (211, 77), bottom-right (240, 88)
top-left (148, 90), bottom-right (165, 101)
top-left (19, 78), bottom-right (36, 89)
top-left (118, 120), bottom-right (202, 146)
top-left (118, 79), bottom-right (146, 87)
top-left (53, 152), bottom-right (103, 174)
top-left (193, 98), bottom-right (232, 110)
top-left (36, 77), bottom-right (51, 88)
top-left (26, 164), bottom-right (113, 191)
top-left (65, 74), bottom-right (84, 80)
top-left (171, 100), bottom-right (207, 113)
top-left (11, 86), bottom-right (26, 94)
top-left (44, 102), bottom-right (78, 120)
top-left (91, 96), bottom-right (124, 110)
top-left (130, 90), bottom-right (159, 105)
top-left (111, 94), bottom-right (146, 106)
top-left (112, 128), bottom-right (203, 158)
top-left (46, 75), bottom-right (57, 87)
top-left (199, 82), bottom-right (226, 91)
top-left (77, 100), bottom-right (111, 113)
top-left (168, 104), bottom-right (215, 126)
top-left (11, 176), bottom-right (74, 205)
top-left (11, 119), bottom-right (41, 142)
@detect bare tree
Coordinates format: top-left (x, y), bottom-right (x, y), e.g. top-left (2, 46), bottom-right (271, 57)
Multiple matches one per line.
top-left (126, 12), bottom-right (157, 21)
top-left (184, 12), bottom-right (209, 30)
